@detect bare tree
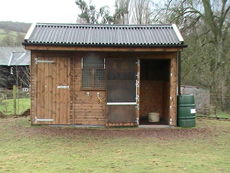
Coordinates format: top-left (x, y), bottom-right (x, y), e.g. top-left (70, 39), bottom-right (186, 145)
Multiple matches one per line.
top-left (113, 0), bottom-right (156, 25)
top-left (75, 0), bottom-right (114, 24)
top-left (129, 0), bottom-right (154, 24)
top-left (161, 0), bottom-right (230, 110)
top-left (114, 0), bottom-right (130, 24)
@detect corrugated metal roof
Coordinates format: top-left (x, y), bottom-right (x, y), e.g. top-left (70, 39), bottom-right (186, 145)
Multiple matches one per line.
top-left (0, 47), bottom-right (30, 66)
top-left (10, 51), bottom-right (30, 66)
top-left (23, 23), bottom-right (185, 47)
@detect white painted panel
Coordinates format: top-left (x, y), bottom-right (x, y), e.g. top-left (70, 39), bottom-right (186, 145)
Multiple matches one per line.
top-left (190, 109), bottom-right (196, 114)
top-left (107, 102), bottom-right (137, 106)
top-left (57, 85), bottom-right (69, 89)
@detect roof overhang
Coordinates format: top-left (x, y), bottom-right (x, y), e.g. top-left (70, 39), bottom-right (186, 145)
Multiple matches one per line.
top-left (172, 24), bottom-right (184, 42)
top-left (24, 45), bottom-right (186, 52)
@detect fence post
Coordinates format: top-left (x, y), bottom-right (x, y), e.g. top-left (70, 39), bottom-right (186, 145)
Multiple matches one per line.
top-left (13, 85), bottom-right (17, 115)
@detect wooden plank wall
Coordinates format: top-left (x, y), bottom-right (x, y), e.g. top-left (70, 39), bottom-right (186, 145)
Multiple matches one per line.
top-left (162, 82), bottom-right (170, 122)
top-left (30, 53), bottom-right (71, 125)
top-left (30, 51), bottom-right (36, 124)
top-left (31, 51), bottom-right (106, 125)
top-left (139, 81), bottom-right (165, 117)
top-left (139, 81), bottom-right (170, 123)
top-left (70, 53), bottom-right (106, 125)
top-left (169, 56), bottom-right (177, 126)
top-left (30, 51), bottom-right (177, 126)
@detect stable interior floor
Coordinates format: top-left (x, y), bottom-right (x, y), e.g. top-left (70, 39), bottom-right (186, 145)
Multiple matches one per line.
top-left (139, 118), bottom-right (168, 125)
top-left (138, 124), bottom-right (173, 128)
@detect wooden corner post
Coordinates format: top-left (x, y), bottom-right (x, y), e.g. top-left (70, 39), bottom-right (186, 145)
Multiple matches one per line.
top-left (169, 56), bottom-right (177, 126)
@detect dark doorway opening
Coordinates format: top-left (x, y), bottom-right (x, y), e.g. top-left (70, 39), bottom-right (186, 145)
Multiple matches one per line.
top-left (139, 59), bottom-right (170, 125)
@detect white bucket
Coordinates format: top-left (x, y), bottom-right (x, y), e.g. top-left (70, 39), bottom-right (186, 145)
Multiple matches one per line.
top-left (148, 112), bottom-right (160, 122)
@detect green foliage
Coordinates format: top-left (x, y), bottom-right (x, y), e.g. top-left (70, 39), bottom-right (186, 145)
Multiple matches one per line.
top-left (0, 98), bottom-right (30, 115)
top-left (0, 29), bottom-right (22, 46)
top-left (0, 21), bottom-right (30, 46)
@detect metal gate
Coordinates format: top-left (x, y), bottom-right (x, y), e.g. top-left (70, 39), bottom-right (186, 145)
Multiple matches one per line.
top-left (106, 58), bottom-right (137, 126)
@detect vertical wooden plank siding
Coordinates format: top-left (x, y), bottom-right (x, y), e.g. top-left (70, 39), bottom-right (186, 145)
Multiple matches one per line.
top-left (55, 57), bottom-right (70, 124)
top-left (30, 53), bottom-right (71, 125)
top-left (139, 81), bottom-right (165, 117)
top-left (37, 57), bottom-right (44, 121)
top-left (169, 56), bottom-right (177, 126)
top-left (69, 57), bottom-right (75, 124)
top-left (30, 52), bottom-right (36, 123)
top-left (50, 57), bottom-right (55, 124)
top-left (67, 57), bottom-right (71, 124)
top-left (59, 57), bottom-right (64, 124)
top-left (162, 81), bottom-right (170, 123)
top-left (44, 57), bottom-right (49, 123)
top-left (52, 57), bottom-right (57, 124)
top-left (57, 57), bottom-right (61, 124)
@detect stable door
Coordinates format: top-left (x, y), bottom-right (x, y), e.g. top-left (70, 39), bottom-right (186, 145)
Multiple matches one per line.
top-left (35, 57), bottom-right (70, 124)
top-left (106, 58), bottom-right (137, 126)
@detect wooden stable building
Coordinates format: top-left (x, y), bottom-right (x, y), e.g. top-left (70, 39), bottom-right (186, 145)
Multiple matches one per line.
top-left (23, 23), bottom-right (185, 127)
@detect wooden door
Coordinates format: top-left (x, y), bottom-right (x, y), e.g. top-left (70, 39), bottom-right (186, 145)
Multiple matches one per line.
top-left (35, 57), bottom-right (70, 124)
top-left (106, 58), bottom-right (137, 126)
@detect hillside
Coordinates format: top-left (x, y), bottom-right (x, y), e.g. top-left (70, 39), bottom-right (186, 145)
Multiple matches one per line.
top-left (0, 21), bottom-right (31, 46)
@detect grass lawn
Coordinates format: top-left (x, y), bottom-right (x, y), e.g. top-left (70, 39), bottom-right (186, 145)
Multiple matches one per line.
top-left (197, 112), bottom-right (230, 119)
top-left (210, 112), bottom-right (230, 119)
top-left (0, 117), bottom-right (229, 173)
top-left (0, 29), bottom-right (5, 39)
top-left (0, 98), bottom-right (30, 115)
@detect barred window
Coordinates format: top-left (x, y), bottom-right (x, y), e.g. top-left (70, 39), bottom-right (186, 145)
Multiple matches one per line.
top-left (82, 56), bottom-right (105, 89)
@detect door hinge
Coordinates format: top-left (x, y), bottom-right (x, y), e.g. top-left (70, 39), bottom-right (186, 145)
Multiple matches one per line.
top-left (57, 85), bottom-right (69, 89)
top-left (35, 117), bottom-right (54, 122)
top-left (35, 58), bottom-right (55, 64)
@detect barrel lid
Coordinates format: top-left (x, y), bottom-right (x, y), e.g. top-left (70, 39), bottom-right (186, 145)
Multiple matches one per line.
top-left (177, 94), bottom-right (195, 104)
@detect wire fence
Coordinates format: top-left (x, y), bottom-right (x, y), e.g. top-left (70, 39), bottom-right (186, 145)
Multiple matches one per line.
top-left (0, 87), bottom-right (30, 116)
top-left (206, 94), bottom-right (230, 119)
top-left (0, 86), bottom-right (229, 119)
top-left (181, 85), bottom-right (230, 119)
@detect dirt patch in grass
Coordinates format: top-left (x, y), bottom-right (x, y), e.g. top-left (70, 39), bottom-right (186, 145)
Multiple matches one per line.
top-left (0, 111), bottom-right (6, 118)
top-left (19, 109), bottom-right (30, 117)
top-left (1, 117), bottom-right (216, 140)
top-left (29, 126), bottom-right (211, 140)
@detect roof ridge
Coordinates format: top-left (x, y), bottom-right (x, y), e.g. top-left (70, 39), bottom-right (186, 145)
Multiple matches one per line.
top-left (36, 23), bottom-right (173, 28)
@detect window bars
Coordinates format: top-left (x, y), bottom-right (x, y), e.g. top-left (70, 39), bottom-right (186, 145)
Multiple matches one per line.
top-left (82, 56), bottom-right (105, 89)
